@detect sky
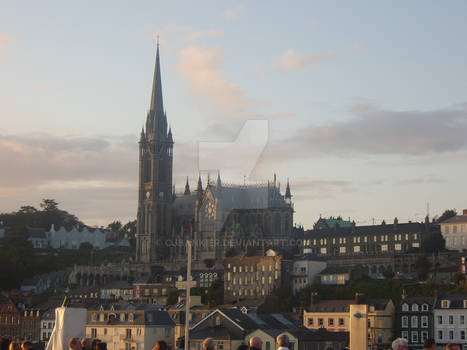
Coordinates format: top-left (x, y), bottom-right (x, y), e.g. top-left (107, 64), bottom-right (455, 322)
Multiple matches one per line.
top-left (1, 1), bottom-right (467, 228)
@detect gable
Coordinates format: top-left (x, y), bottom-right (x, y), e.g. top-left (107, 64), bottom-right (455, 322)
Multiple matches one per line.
top-left (190, 309), bottom-right (244, 332)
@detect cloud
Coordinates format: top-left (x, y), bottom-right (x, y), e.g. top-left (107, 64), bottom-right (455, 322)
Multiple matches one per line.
top-left (394, 177), bottom-right (444, 185)
top-left (289, 179), bottom-right (356, 200)
top-left (0, 33), bottom-right (19, 55)
top-left (0, 132), bottom-right (205, 224)
top-left (278, 49), bottom-right (335, 71)
top-left (185, 29), bottom-right (223, 42)
top-left (223, 5), bottom-right (245, 20)
top-left (175, 46), bottom-right (254, 111)
top-left (271, 103), bottom-right (467, 159)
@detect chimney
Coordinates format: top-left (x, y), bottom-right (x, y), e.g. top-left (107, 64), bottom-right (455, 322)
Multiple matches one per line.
top-left (393, 217), bottom-right (398, 229)
top-left (354, 293), bottom-right (365, 304)
top-left (402, 289), bottom-right (407, 300)
top-left (311, 292), bottom-right (319, 306)
top-left (463, 209), bottom-right (467, 215)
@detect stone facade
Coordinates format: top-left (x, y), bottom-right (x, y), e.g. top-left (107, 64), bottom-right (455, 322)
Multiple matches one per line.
top-left (223, 250), bottom-right (292, 303)
top-left (441, 209), bottom-right (467, 251)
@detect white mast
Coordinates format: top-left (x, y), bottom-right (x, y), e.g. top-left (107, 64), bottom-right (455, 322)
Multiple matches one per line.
top-left (184, 240), bottom-right (192, 350)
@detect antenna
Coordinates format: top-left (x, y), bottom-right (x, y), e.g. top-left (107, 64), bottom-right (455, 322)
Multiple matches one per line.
top-left (427, 202), bottom-right (430, 217)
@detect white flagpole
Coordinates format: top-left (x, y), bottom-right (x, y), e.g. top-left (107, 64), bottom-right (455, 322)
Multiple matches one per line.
top-left (184, 240), bottom-right (192, 350)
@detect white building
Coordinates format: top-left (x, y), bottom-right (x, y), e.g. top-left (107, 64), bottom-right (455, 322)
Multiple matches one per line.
top-left (441, 209), bottom-right (467, 251)
top-left (433, 295), bottom-right (467, 347)
top-left (40, 309), bottom-right (56, 342)
top-left (291, 249), bottom-right (327, 294)
top-left (86, 304), bottom-right (175, 350)
top-left (28, 224), bottom-right (130, 250)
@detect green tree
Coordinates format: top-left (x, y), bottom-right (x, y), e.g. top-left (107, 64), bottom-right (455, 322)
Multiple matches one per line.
top-left (166, 290), bottom-right (180, 306)
top-left (79, 242), bottom-right (94, 250)
top-left (421, 231), bottom-right (446, 253)
top-left (206, 279), bottom-right (224, 307)
top-left (415, 255), bottom-right (432, 281)
top-left (204, 259), bottom-right (215, 268)
top-left (40, 199), bottom-right (59, 211)
top-left (107, 220), bottom-right (122, 232)
top-left (438, 209), bottom-right (457, 223)
top-left (453, 272), bottom-right (466, 287)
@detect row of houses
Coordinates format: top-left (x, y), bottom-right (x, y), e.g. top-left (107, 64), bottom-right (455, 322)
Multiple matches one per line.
top-left (27, 224), bottom-right (130, 250)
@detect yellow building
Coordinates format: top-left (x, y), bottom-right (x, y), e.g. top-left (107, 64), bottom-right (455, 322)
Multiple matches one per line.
top-left (303, 294), bottom-right (395, 349)
top-left (85, 304), bottom-right (175, 350)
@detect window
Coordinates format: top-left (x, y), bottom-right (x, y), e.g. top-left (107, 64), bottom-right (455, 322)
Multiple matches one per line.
top-left (165, 327), bottom-right (171, 337)
top-left (104, 328), bottom-right (107, 335)
top-left (338, 318), bottom-right (344, 326)
top-left (421, 331), bottom-right (428, 342)
top-left (266, 342), bottom-right (270, 350)
top-left (421, 316), bottom-right (428, 328)
top-left (422, 304), bottom-right (429, 311)
top-left (328, 318), bottom-right (334, 326)
top-left (137, 328), bottom-right (142, 336)
top-left (438, 315), bottom-right (442, 325)
top-left (402, 316), bottom-right (408, 328)
top-left (411, 331), bottom-right (418, 344)
top-left (411, 316), bottom-right (418, 328)
top-left (354, 246), bottom-right (360, 253)
top-left (412, 304), bottom-right (419, 312)
top-left (395, 244), bottom-right (402, 251)
top-left (307, 318), bottom-right (313, 326)
top-left (449, 330), bottom-right (454, 340)
top-left (438, 331), bottom-right (443, 340)
top-left (462, 331), bottom-right (466, 340)
top-left (449, 315), bottom-right (454, 324)
top-left (402, 303), bottom-right (409, 312)
top-left (401, 331), bottom-right (408, 340)
top-left (91, 328), bottom-right (97, 338)
top-left (441, 300), bottom-right (450, 308)
top-left (461, 315), bottom-right (465, 324)
top-left (318, 318), bottom-right (324, 326)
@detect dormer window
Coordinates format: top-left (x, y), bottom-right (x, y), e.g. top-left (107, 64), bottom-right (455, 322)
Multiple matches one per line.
top-left (120, 313), bottom-right (126, 321)
top-left (128, 313), bottom-right (134, 322)
top-left (99, 313), bottom-right (105, 322)
top-left (441, 300), bottom-right (450, 308)
top-left (463, 300), bottom-right (467, 309)
top-left (402, 303), bottom-right (409, 312)
top-left (422, 304), bottom-right (429, 311)
top-left (92, 313), bottom-right (97, 321)
top-left (412, 304), bottom-right (419, 312)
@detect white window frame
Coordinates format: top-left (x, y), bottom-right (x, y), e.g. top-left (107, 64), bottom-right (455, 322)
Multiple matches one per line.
top-left (421, 316), bottom-right (428, 328)
top-left (411, 316), bottom-right (418, 328)
top-left (402, 316), bottom-right (408, 328)
top-left (411, 331), bottom-right (418, 344)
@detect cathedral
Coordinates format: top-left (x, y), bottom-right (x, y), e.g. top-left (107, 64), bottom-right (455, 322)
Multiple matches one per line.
top-left (135, 45), bottom-right (294, 266)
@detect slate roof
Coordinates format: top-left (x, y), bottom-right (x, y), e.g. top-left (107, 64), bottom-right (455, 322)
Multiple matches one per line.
top-left (434, 295), bottom-right (467, 309)
top-left (190, 327), bottom-right (241, 340)
top-left (192, 308), bottom-right (300, 331)
top-left (294, 253), bottom-right (326, 262)
top-left (400, 297), bottom-right (435, 308)
top-left (319, 266), bottom-right (351, 275)
top-left (306, 222), bottom-right (427, 238)
top-left (308, 300), bottom-right (353, 312)
top-left (442, 214), bottom-right (467, 224)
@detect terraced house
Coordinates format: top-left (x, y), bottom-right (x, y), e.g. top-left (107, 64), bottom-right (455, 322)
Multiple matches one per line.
top-left (397, 295), bottom-right (434, 349)
top-left (433, 295), bottom-right (467, 348)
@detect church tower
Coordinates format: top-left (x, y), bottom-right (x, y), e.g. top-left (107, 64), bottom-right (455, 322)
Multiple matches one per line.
top-left (136, 43), bottom-right (174, 263)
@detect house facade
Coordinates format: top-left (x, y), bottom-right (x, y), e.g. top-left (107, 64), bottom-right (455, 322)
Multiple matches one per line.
top-left (291, 250), bottom-right (326, 294)
top-left (441, 209), bottom-right (467, 251)
top-left (303, 294), bottom-right (395, 349)
top-left (397, 296), bottom-right (434, 349)
top-left (433, 295), bottom-right (467, 347)
top-left (85, 304), bottom-right (175, 350)
top-left (223, 250), bottom-right (292, 303)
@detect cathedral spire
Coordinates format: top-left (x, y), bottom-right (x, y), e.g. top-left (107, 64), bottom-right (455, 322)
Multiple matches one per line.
top-left (285, 178), bottom-right (292, 199)
top-left (184, 176), bottom-right (191, 195)
top-left (150, 42), bottom-right (164, 116)
top-left (216, 171), bottom-right (222, 189)
top-left (197, 174), bottom-right (203, 194)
